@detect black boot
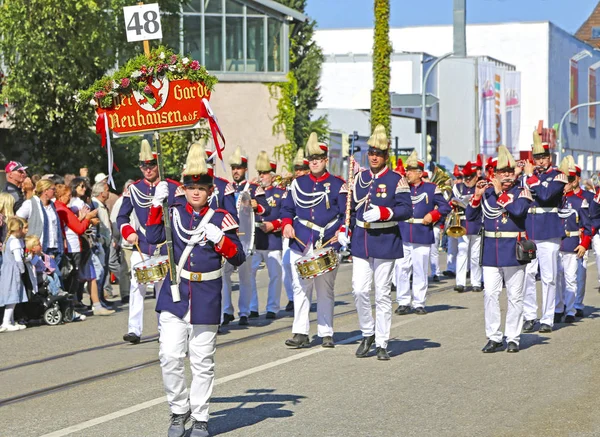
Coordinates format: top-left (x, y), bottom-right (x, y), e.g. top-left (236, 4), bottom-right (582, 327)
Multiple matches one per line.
top-left (355, 335), bottom-right (375, 357)
top-left (285, 333), bottom-right (310, 348)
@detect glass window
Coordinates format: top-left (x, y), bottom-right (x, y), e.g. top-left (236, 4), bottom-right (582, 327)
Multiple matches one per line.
top-left (593, 27), bottom-right (600, 39)
top-left (183, 16), bottom-right (201, 61)
top-left (246, 4), bottom-right (265, 16)
top-left (247, 17), bottom-right (265, 72)
top-left (183, 0), bottom-right (201, 13)
top-left (205, 0), bottom-right (223, 13)
top-left (225, 17), bottom-right (244, 71)
top-left (267, 18), bottom-right (283, 72)
top-left (225, 0), bottom-right (244, 14)
top-left (161, 14), bottom-right (182, 53)
top-left (204, 16), bottom-right (223, 71)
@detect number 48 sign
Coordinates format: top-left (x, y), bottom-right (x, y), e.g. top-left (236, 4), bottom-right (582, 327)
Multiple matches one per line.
top-left (123, 3), bottom-right (162, 42)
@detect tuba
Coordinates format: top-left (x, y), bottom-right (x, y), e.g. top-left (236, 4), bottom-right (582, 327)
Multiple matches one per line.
top-left (430, 166), bottom-right (452, 194)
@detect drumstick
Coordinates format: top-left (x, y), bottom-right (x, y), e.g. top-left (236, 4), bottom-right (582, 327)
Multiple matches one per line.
top-left (321, 236), bottom-right (338, 248)
top-left (294, 236), bottom-right (306, 248)
top-left (134, 241), bottom-right (144, 258)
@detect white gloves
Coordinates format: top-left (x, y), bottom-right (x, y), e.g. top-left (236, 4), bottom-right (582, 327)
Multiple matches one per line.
top-left (205, 223), bottom-right (224, 245)
top-left (363, 204), bottom-right (382, 223)
top-left (337, 232), bottom-right (351, 247)
top-left (152, 181), bottom-right (169, 207)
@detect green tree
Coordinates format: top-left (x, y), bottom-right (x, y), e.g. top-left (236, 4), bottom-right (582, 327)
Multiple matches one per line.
top-left (0, 0), bottom-right (182, 186)
top-left (371, 0), bottom-right (392, 136)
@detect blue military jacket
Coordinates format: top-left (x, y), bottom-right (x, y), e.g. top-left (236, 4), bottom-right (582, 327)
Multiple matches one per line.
top-left (117, 178), bottom-right (180, 254)
top-left (147, 202), bottom-right (245, 325)
top-left (349, 167), bottom-right (412, 260)
top-left (559, 189), bottom-right (592, 253)
top-left (466, 185), bottom-right (532, 267)
top-left (399, 181), bottom-right (451, 245)
top-left (451, 182), bottom-right (482, 235)
top-left (232, 180), bottom-right (271, 217)
top-left (281, 171), bottom-right (347, 253)
top-left (255, 185), bottom-right (286, 251)
top-left (210, 177), bottom-right (238, 221)
top-left (524, 167), bottom-right (567, 240)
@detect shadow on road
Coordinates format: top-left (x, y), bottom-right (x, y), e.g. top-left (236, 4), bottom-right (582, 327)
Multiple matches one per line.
top-left (426, 304), bottom-right (467, 314)
top-left (519, 334), bottom-right (550, 351)
top-left (208, 389), bottom-right (306, 436)
top-left (387, 338), bottom-right (441, 357)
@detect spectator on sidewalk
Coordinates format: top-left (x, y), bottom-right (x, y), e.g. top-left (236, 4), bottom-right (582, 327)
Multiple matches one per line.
top-left (3, 161), bottom-right (28, 212)
top-left (92, 180), bottom-right (112, 298)
top-left (0, 193), bottom-right (16, 270)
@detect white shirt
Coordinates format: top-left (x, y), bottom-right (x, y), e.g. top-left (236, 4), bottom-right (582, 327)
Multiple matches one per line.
top-left (44, 203), bottom-right (59, 248)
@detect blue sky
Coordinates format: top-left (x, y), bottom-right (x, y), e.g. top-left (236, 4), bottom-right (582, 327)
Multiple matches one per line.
top-left (306, 0), bottom-right (599, 34)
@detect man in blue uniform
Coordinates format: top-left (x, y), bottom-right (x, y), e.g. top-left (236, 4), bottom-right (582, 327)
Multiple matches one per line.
top-left (451, 161), bottom-right (483, 292)
top-left (522, 130), bottom-right (567, 333)
top-left (250, 151), bottom-right (286, 319)
top-left (339, 125), bottom-right (412, 360)
top-left (117, 139), bottom-right (180, 344)
top-left (554, 156), bottom-right (592, 323)
top-left (395, 151), bottom-right (451, 315)
top-left (146, 142), bottom-right (245, 437)
top-left (204, 146), bottom-right (237, 220)
top-left (443, 166), bottom-right (464, 278)
top-left (281, 132), bottom-right (347, 348)
top-left (466, 145), bottom-right (533, 353)
top-left (221, 146), bottom-right (270, 326)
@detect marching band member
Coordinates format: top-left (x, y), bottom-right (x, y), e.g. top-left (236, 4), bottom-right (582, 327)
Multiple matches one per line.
top-left (443, 165), bottom-right (463, 278)
top-left (395, 151), bottom-right (451, 315)
top-left (466, 146), bottom-right (533, 353)
top-left (117, 139), bottom-right (180, 344)
top-left (281, 149), bottom-right (311, 313)
top-left (221, 146), bottom-right (270, 326)
top-left (451, 161), bottom-right (483, 292)
top-left (146, 142), bottom-right (245, 437)
top-left (339, 125), bottom-right (411, 360)
top-left (522, 131), bottom-right (567, 333)
top-left (250, 151), bottom-right (286, 319)
top-left (203, 146), bottom-right (237, 220)
top-left (554, 157), bottom-right (592, 323)
top-left (281, 132), bottom-right (347, 348)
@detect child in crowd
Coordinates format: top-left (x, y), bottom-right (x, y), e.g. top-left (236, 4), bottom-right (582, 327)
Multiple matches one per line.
top-left (0, 193), bottom-right (16, 270)
top-left (0, 217), bottom-right (29, 332)
top-left (25, 235), bottom-right (65, 297)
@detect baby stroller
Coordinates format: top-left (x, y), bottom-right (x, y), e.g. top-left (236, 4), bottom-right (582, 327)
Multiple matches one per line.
top-left (20, 267), bottom-right (76, 326)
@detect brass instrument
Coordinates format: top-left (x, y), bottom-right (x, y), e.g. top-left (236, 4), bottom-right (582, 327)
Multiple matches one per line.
top-left (446, 210), bottom-right (467, 238)
top-left (430, 166), bottom-right (452, 194)
top-left (273, 174), bottom-right (293, 188)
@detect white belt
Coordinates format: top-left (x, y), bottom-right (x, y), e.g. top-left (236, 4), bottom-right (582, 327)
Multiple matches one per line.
top-left (403, 218), bottom-right (424, 224)
top-left (484, 231), bottom-right (527, 238)
top-left (297, 218), bottom-right (338, 233)
top-left (528, 207), bottom-right (558, 214)
top-left (356, 220), bottom-right (398, 229)
top-left (565, 231), bottom-right (580, 237)
top-left (180, 267), bottom-right (223, 282)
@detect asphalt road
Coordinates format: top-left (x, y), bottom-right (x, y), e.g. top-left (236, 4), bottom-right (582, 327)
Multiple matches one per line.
top-left (2, 255), bottom-right (600, 437)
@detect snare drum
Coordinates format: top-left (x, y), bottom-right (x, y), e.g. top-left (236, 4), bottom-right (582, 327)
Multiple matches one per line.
top-left (133, 255), bottom-right (169, 284)
top-left (295, 247), bottom-right (339, 280)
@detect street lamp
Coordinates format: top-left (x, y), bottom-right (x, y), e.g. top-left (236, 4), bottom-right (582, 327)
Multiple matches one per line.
top-left (421, 52), bottom-right (453, 164)
top-left (556, 100), bottom-right (600, 162)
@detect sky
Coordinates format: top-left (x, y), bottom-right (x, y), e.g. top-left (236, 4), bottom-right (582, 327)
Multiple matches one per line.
top-left (305, 0), bottom-right (600, 34)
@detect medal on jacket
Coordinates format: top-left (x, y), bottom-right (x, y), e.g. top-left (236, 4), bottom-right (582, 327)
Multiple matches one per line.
top-left (377, 184), bottom-right (387, 198)
top-left (324, 183), bottom-right (331, 209)
top-left (501, 213), bottom-right (508, 224)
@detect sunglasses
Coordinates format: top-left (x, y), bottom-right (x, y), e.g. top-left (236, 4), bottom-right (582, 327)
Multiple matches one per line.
top-left (258, 171), bottom-right (271, 176)
top-left (367, 150), bottom-right (387, 157)
top-left (306, 155), bottom-right (325, 162)
top-left (140, 163), bottom-right (157, 170)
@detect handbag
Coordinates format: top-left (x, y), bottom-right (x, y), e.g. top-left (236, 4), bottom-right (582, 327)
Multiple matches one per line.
top-left (516, 233), bottom-right (537, 263)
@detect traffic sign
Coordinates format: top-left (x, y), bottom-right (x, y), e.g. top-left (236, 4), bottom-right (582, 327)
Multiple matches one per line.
top-left (123, 3), bottom-right (163, 43)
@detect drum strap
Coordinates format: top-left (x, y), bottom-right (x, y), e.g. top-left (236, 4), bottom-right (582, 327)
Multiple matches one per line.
top-left (297, 218), bottom-right (338, 248)
top-left (174, 209), bottom-right (215, 287)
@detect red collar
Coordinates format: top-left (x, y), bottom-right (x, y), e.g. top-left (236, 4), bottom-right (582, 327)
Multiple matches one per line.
top-left (566, 188), bottom-right (583, 198)
top-left (185, 203), bottom-right (210, 215)
top-left (370, 167), bottom-right (389, 179)
top-left (410, 180), bottom-right (423, 188)
top-left (143, 178), bottom-right (161, 187)
top-left (309, 171), bottom-right (330, 183)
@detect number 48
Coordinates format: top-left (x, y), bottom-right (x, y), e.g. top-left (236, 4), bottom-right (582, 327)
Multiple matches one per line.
top-left (127, 10), bottom-right (160, 35)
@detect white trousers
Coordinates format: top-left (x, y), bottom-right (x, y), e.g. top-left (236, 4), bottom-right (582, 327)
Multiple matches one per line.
top-left (281, 239), bottom-right (295, 301)
top-left (289, 248), bottom-right (337, 337)
top-left (556, 251), bottom-right (578, 316)
top-left (575, 253), bottom-right (587, 311)
top-left (483, 265), bottom-right (525, 345)
top-left (523, 238), bottom-right (560, 326)
top-left (129, 251), bottom-right (163, 336)
top-left (430, 227), bottom-right (441, 277)
top-left (456, 234), bottom-right (482, 287)
top-left (593, 234), bottom-right (600, 285)
top-left (352, 257), bottom-right (394, 348)
top-left (250, 249), bottom-right (282, 313)
top-left (446, 236), bottom-right (458, 273)
top-left (222, 257), bottom-right (252, 317)
top-left (159, 311), bottom-right (218, 422)
top-left (395, 243), bottom-right (430, 308)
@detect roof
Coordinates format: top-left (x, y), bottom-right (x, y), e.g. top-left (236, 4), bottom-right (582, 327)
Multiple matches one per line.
top-left (248, 0), bottom-right (308, 22)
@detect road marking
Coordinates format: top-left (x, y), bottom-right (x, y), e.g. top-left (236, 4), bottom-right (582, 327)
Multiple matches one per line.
top-left (39, 317), bottom-right (417, 437)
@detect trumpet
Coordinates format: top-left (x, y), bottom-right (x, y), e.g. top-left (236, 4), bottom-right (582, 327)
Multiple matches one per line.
top-left (476, 180), bottom-right (491, 189)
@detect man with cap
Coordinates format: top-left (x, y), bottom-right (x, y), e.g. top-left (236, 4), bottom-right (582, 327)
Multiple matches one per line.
top-left (249, 151), bottom-right (285, 319)
top-left (281, 149), bottom-right (311, 313)
top-left (281, 132), bottom-right (347, 348)
top-left (443, 165), bottom-right (464, 278)
top-left (146, 142), bottom-right (245, 437)
top-left (467, 146), bottom-right (532, 353)
top-left (117, 139), bottom-right (181, 344)
top-left (451, 161), bottom-right (483, 292)
top-left (202, 145), bottom-right (237, 220)
top-left (3, 161), bottom-right (28, 212)
top-left (522, 130), bottom-right (568, 333)
top-left (395, 151), bottom-right (451, 315)
top-left (222, 146), bottom-right (270, 326)
top-left (554, 156), bottom-right (592, 323)
top-left (339, 125), bottom-right (412, 360)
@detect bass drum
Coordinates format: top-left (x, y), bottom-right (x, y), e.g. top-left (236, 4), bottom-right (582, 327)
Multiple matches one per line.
top-left (237, 190), bottom-right (255, 255)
